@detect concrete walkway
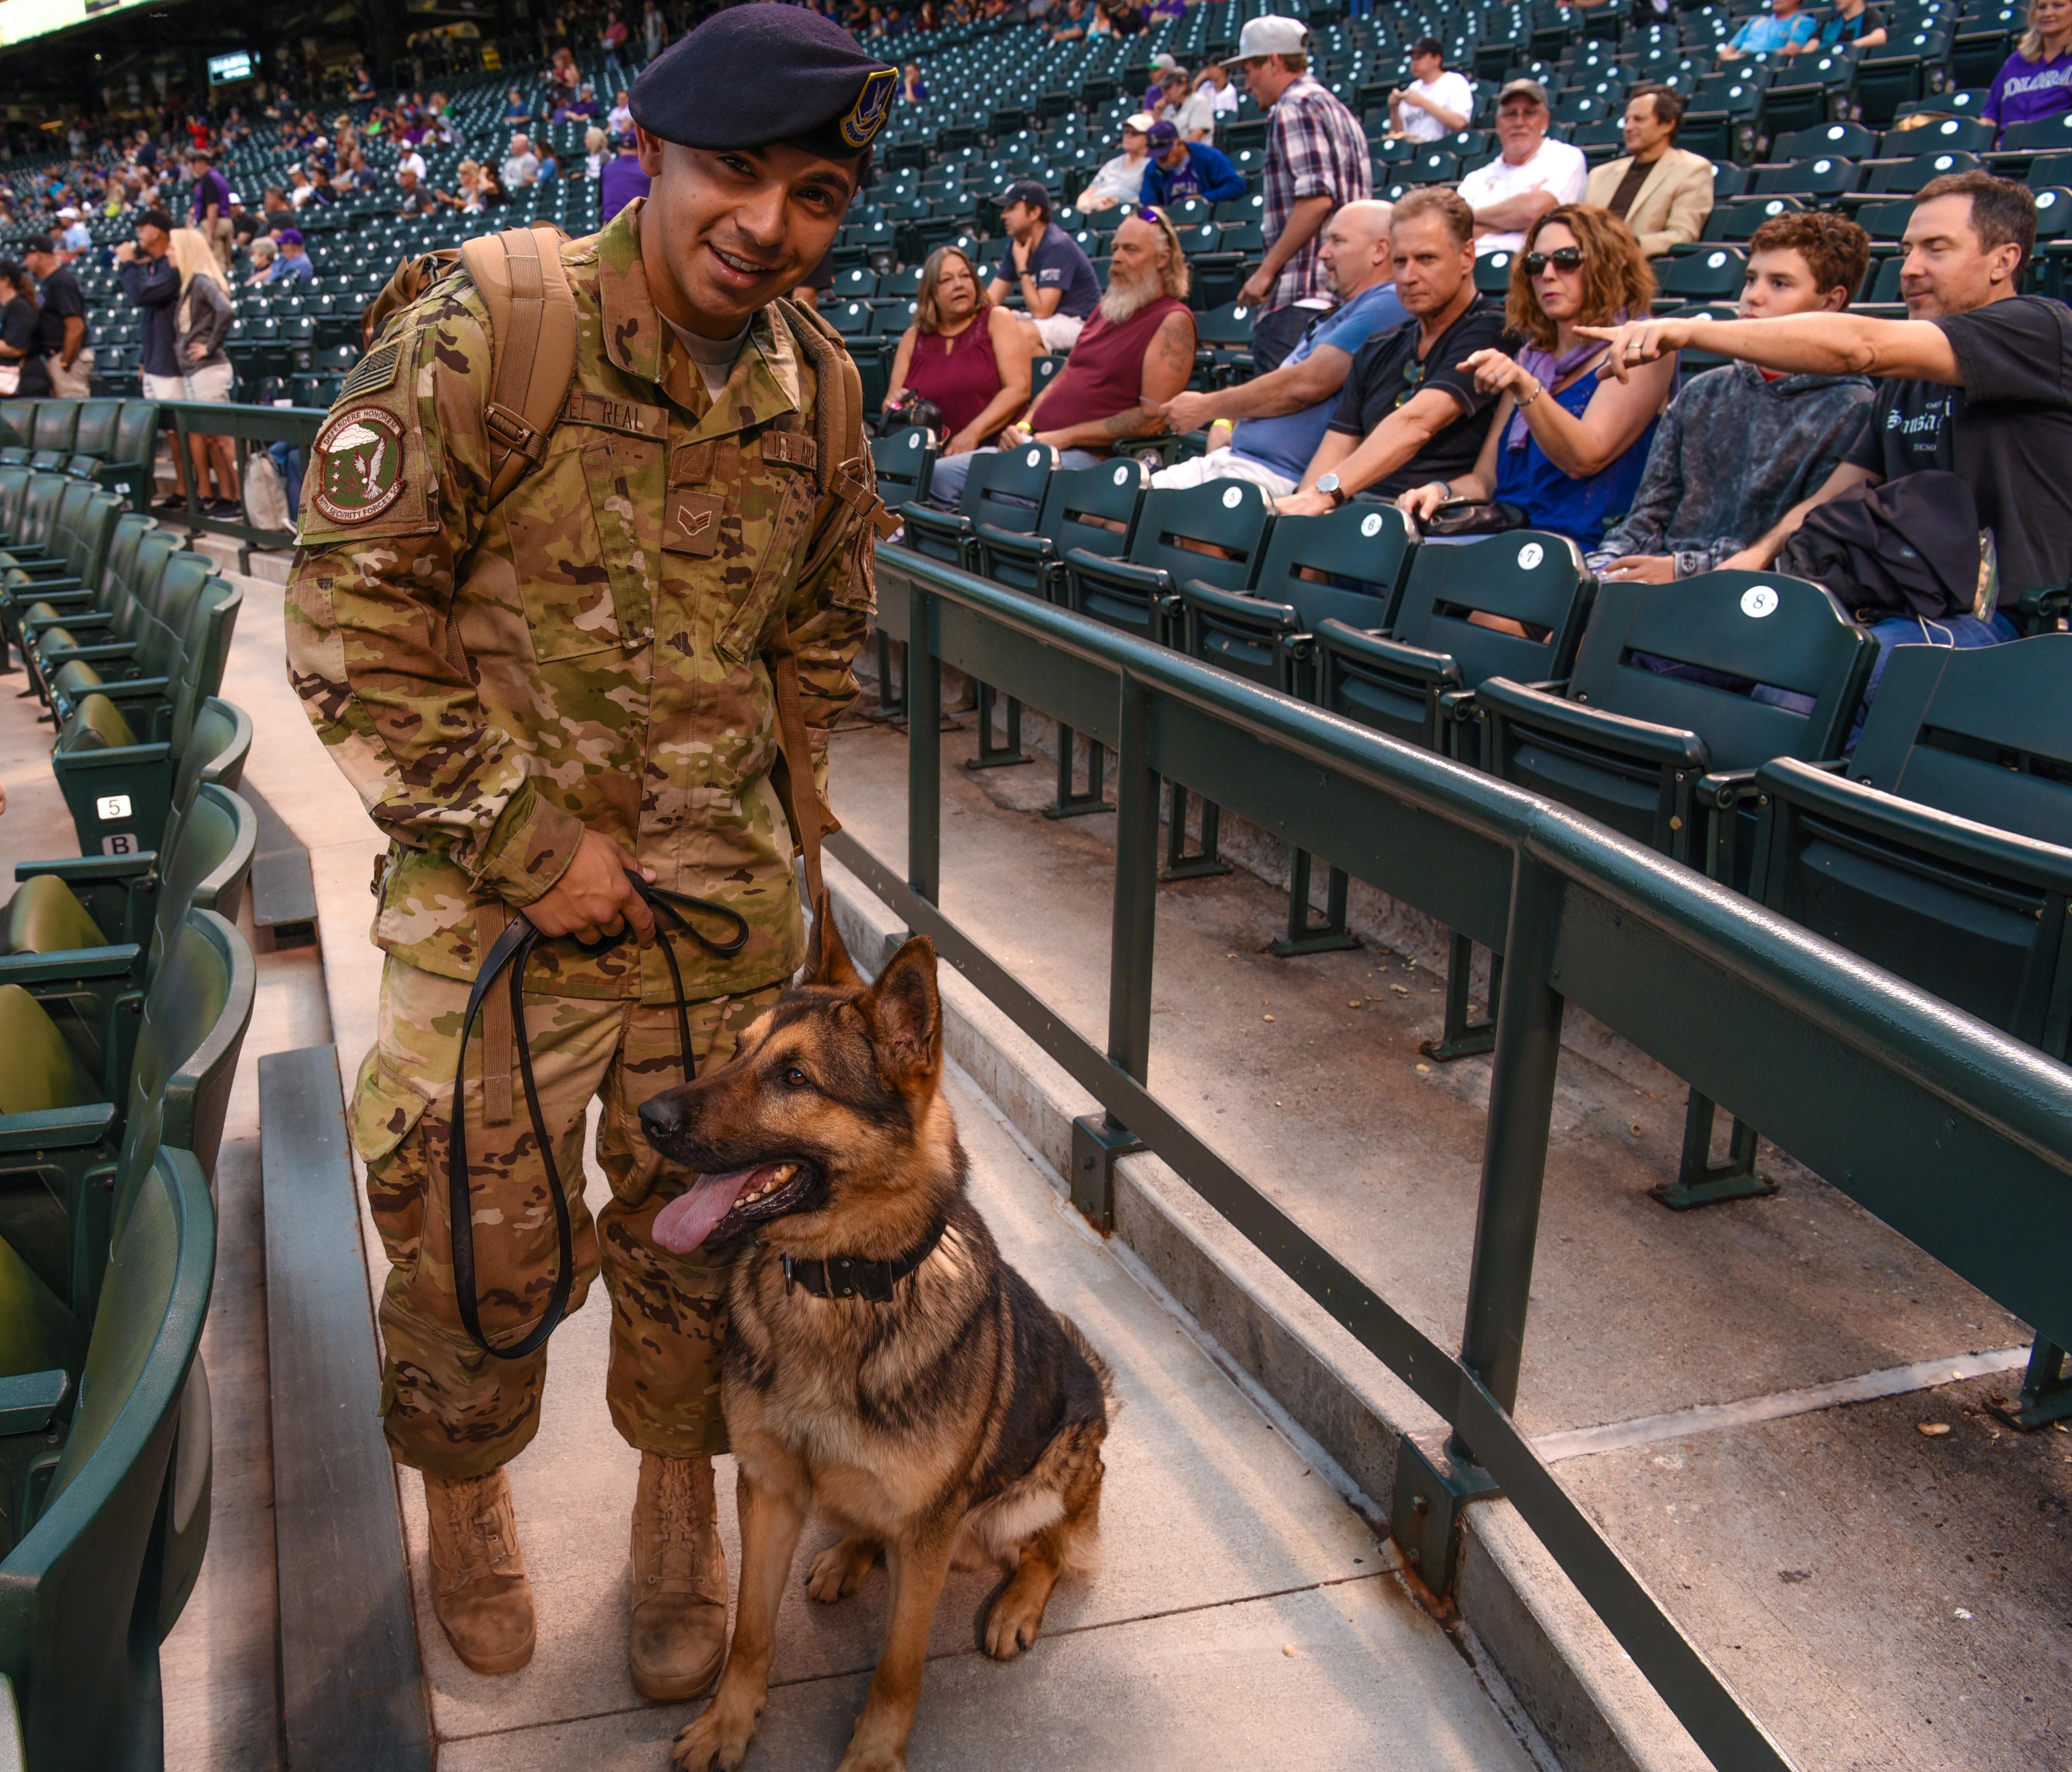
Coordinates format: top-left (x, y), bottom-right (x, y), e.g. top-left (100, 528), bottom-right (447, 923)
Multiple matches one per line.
top-left (114, 556), bottom-right (1546, 1768)
top-left (821, 702), bottom-right (2072, 1772)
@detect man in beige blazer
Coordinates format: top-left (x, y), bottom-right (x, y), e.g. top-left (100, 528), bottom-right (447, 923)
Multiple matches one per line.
top-left (1584, 85), bottom-right (1715, 257)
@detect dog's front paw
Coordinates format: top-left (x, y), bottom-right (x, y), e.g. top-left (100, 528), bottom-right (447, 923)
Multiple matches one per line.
top-left (807, 1535), bottom-right (879, 1604)
top-left (671, 1693), bottom-right (759, 1772)
top-left (982, 1584), bottom-right (1046, 1661)
top-left (832, 1742), bottom-right (905, 1772)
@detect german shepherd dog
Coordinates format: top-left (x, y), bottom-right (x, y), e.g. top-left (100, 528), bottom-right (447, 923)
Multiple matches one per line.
top-left (638, 902), bottom-right (1111, 1772)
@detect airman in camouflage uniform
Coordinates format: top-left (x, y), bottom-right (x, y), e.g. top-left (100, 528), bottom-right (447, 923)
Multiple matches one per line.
top-left (285, 5), bottom-right (896, 1698)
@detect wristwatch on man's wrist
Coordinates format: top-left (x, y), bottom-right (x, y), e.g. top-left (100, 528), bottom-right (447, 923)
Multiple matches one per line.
top-left (1315, 473), bottom-right (1348, 509)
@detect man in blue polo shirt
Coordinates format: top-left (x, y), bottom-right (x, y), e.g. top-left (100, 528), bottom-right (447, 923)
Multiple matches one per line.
top-left (1137, 119), bottom-right (1248, 208)
top-left (1150, 199), bottom-right (1404, 495)
top-left (985, 178), bottom-right (1103, 353)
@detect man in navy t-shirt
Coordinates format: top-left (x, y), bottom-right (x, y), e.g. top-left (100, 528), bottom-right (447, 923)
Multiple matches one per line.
top-left (1150, 200), bottom-right (1406, 496)
top-left (985, 179), bottom-right (1102, 354)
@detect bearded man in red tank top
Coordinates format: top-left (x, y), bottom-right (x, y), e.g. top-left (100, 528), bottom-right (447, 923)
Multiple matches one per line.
top-left (924, 210), bottom-right (1197, 507)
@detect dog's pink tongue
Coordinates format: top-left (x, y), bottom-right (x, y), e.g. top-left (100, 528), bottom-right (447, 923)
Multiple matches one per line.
top-left (653, 1168), bottom-right (762, 1254)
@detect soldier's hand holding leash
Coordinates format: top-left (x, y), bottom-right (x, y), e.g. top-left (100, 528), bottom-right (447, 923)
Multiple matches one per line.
top-left (524, 828), bottom-right (660, 946)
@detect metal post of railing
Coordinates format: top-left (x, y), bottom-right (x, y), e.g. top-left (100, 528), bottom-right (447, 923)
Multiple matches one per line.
top-left (1073, 665), bottom-right (1154, 1227)
top-left (907, 579), bottom-right (941, 905)
top-left (1457, 846), bottom-right (1568, 1434)
top-left (1108, 669), bottom-right (1157, 1085)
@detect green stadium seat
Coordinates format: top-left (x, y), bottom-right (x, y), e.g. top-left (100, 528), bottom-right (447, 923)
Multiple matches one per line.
top-left (902, 440), bottom-right (1055, 570)
top-left (871, 425), bottom-right (937, 509)
top-left (27, 406), bottom-right (75, 457)
top-left (0, 902), bottom-right (252, 1317)
top-left (1062, 477), bottom-right (1276, 646)
top-left (95, 401), bottom-right (161, 513)
top-left (976, 455), bottom-right (1145, 603)
top-left (1178, 503), bottom-right (1416, 701)
top-left (0, 401), bottom-right (35, 449)
top-left (0, 1137), bottom-right (216, 1769)
top-left (1479, 570), bottom-right (1877, 1201)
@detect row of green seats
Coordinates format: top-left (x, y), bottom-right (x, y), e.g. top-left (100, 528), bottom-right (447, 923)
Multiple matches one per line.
top-left (0, 400), bottom-right (160, 518)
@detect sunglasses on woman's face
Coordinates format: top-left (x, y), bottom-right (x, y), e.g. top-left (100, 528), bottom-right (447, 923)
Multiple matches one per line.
top-left (1524, 246), bottom-right (1585, 275)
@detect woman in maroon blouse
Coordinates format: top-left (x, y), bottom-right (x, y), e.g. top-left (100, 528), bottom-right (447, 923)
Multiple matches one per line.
top-left (885, 246), bottom-right (1036, 455)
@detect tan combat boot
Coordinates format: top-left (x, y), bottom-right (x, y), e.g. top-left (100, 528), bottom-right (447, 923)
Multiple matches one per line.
top-left (423, 1468), bottom-right (537, 1675)
top-left (629, 1451), bottom-right (729, 1701)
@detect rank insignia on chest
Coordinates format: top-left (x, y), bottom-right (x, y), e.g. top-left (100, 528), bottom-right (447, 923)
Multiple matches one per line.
top-left (312, 405), bottom-right (408, 524)
top-left (665, 490), bottom-right (727, 556)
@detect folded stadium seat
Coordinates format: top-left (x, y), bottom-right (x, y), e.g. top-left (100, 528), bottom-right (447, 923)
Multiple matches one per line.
top-left (1476, 249), bottom-right (1520, 296)
top-left (1757, 52), bottom-right (1854, 145)
top-left (1854, 199), bottom-right (1917, 249)
top-left (831, 267), bottom-right (878, 302)
top-left (0, 1130), bottom-right (217, 1770)
top-left (1747, 633), bottom-right (2072, 1421)
top-left (1656, 242), bottom-right (1749, 305)
top-left (1881, 114), bottom-right (1997, 154)
top-left (832, 299), bottom-right (874, 340)
top-left (1682, 74), bottom-right (1764, 160)
top-left (872, 426), bottom-right (936, 511)
top-left (1062, 477), bottom-right (1276, 648)
top-left (1776, 120), bottom-right (1879, 159)
top-left (1753, 154), bottom-right (1862, 199)
top-left (45, 566), bottom-right (240, 818)
top-left (904, 441), bottom-right (1056, 571)
top-left (2034, 188), bottom-right (2072, 297)
top-left (976, 454), bottom-right (1146, 609)
top-left (1701, 196), bottom-right (1805, 244)
top-left (29, 404), bottom-right (76, 457)
top-left (0, 399), bottom-right (36, 448)
top-left (0, 776), bottom-right (255, 1081)
top-left (0, 894), bottom-right (250, 1310)
top-left (1403, 149), bottom-right (1462, 187)
top-left (1477, 569), bottom-right (1877, 1202)
top-left (0, 472), bottom-right (80, 575)
top-left (0, 446), bottom-right (26, 469)
top-left (1478, 569), bottom-right (1873, 882)
top-left (0, 495), bottom-right (128, 670)
top-left (1176, 503), bottom-right (1417, 701)
top-left (2001, 111), bottom-right (2072, 155)
top-left (1863, 148), bottom-right (1984, 195)
top-left (34, 537), bottom-right (213, 724)
top-left (1854, 48), bottom-right (1935, 128)
top-left (94, 401), bottom-right (160, 514)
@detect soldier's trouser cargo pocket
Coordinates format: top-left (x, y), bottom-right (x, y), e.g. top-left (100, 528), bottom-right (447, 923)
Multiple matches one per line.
top-left (349, 957), bottom-right (782, 1480)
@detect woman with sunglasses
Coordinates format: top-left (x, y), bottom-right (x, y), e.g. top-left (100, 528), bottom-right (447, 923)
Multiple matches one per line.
top-left (1398, 205), bottom-right (1675, 552)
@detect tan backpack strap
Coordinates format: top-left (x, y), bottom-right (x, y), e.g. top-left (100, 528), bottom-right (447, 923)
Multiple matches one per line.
top-left (461, 224), bottom-right (578, 504)
top-left (765, 612), bottom-right (838, 906)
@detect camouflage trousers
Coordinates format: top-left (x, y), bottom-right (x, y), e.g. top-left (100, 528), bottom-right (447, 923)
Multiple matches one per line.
top-left (348, 955), bottom-right (782, 1481)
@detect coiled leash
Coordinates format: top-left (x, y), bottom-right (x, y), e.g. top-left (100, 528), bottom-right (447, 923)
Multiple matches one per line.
top-left (447, 875), bottom-right (750, 1360)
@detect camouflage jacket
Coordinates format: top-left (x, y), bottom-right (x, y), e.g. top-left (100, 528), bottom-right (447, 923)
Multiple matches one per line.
top-left (285, 200), bottom-right (875, 1003)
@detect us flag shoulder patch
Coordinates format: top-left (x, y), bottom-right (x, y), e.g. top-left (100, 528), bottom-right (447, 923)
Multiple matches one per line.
top-left (339, 341), bottom-right (402, 401)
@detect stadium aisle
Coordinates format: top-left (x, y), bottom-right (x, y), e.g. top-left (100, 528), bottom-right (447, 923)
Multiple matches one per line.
top-left (159, 555), bottom-right (1543, 1769)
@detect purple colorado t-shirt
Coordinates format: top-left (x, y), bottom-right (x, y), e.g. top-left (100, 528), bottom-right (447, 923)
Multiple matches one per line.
top-left (1986, 47), bottom-right (2072, 131)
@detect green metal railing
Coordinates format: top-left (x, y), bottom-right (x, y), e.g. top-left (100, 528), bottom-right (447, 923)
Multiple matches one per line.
top-left (151, 402), bottom-right (326, 571)
top-left (864, 548), bottom-right (2072, 1772)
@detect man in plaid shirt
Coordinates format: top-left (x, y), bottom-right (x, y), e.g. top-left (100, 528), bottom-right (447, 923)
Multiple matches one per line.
top-left (1230, 15), bottom-right (1373, 372)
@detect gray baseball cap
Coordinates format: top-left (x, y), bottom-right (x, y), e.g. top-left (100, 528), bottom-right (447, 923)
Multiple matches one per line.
top-left (1496, 77), bottom-right (1551, 108)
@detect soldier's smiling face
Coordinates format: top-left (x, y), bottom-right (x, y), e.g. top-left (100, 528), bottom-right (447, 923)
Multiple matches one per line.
top-left (635, 131), bottom-right (861, 336)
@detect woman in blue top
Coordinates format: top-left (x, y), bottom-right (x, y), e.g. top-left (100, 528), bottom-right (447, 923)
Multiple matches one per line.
top-left (1398, 206), bottom-right (1677, 553)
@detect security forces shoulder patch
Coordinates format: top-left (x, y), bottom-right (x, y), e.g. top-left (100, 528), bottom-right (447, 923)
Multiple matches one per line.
top-left (840, 68), bottom-right (897, 150)
top-left (312, 405), bottom-right (408, 525)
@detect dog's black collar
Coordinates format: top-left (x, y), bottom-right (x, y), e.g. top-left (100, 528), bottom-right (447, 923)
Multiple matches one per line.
top-left (780, 1213), bottom-right (949, 1303)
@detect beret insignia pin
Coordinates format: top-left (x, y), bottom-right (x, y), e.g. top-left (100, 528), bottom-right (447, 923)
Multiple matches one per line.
top-left (840, 68), bottom-right (897, 150)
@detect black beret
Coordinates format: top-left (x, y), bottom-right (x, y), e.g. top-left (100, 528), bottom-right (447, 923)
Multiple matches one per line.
top-left (630, 8), bottom-right (897, 160)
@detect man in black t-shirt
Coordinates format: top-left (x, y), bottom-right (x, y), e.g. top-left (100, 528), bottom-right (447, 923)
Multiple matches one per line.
top-left (22, 236), bottom-right (89, 397)
top-left (1278, 187), bottom-right (1511, 514)
top-left (1582, 172), bottom-right (2072, 612)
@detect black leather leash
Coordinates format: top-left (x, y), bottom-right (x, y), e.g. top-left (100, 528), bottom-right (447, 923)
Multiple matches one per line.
top-left (448, 873), bottom-right (750, 1361)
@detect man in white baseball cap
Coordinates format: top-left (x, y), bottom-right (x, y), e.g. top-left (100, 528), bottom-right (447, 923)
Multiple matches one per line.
top-left (1227, 14), bottom-right (1370, 372)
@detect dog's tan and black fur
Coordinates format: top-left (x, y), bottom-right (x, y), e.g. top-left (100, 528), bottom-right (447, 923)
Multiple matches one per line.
top-left (639, 902), bottom-right (1110, 1772)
